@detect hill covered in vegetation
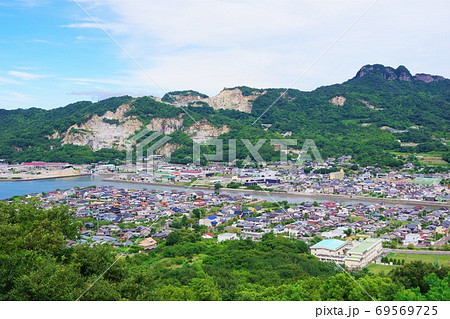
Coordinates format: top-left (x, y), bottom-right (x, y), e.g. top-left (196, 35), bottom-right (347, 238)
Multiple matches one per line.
top-left (0, 201), bottom-right (449, 301)
top-left (0, 64), bottom-right (448, 167)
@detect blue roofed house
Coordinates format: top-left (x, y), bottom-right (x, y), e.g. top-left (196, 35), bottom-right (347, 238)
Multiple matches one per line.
top-left (171, 207), bottom-right (182, 213)
top-left (199, 215), bottom-right (218, 227)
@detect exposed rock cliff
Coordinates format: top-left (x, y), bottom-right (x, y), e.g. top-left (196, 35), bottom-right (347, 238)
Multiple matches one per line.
top-left (46, 131), bottom-right (61, 140)
top-left (62, 104), bottom-right (143, 151)
top-left (203, 88), bottom-right (263, 113)
top-left (146, 115), bottom-right (184, 134)
top-left (360, 99), bottom-right (382, 110)
top-left (162, 90), bottom-right (208, 104)
top-left (155, 143), bottom-right (183, 156)
top-left (414, 73), bottom-right (446, 83)
top-left (329, 96), bottom-right (346, 106)
top-left (62, 102), bottom-right (228, 152)
top-left (184, 119), bottom-right (230, 143)
top-left (164, 87), bottom-right (264, 113)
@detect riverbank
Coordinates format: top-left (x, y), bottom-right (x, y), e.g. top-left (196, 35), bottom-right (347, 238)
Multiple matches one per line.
top-left (102, 178), bottom-right (450, 209)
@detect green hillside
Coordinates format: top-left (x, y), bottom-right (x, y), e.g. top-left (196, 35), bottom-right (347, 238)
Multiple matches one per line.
top-left (0, 64), bottom-right (449, 167)
top-left (1, 201), bottom-right (449, 301)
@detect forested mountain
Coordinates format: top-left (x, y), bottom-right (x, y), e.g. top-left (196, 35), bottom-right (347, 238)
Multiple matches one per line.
top-left (0, 64), bottom-right (449, 167)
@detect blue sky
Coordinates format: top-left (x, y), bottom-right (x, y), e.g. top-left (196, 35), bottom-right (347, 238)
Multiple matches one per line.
top-left (0, 0), bottom-right (449, 109)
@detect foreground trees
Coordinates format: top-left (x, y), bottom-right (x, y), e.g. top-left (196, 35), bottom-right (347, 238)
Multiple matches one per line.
top-left (0, 202), bottom-right (448, 301)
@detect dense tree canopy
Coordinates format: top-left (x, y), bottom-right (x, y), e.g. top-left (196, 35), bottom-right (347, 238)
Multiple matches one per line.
top-left (0, 202), bottom-right (449, 301)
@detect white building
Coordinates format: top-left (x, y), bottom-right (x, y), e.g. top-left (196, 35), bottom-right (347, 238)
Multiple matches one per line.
top-left (321, 227), bottom-right (351, 239)
top-left (217, 232), bottom-right (238, 242)
top-left (403, 233), bottom-right (421, 247)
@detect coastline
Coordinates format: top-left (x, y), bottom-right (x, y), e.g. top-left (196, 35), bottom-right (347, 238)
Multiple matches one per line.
top-left (102, 178), bottom-right (450, 209)
top-left (0, 173), bottom-right (91, 182)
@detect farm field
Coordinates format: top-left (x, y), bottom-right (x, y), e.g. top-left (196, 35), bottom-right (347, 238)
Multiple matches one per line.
top-left (390, 151), bottom-right (449, 165)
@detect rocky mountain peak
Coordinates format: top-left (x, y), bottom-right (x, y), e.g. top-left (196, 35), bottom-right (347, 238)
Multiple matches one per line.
top-left (161, 90), bottom-right (208, 104)
top-left (354, 64), bottom-right (412, 81)
top-left (354, 64), bottom-right (447, 83)
top-left (162, 87), bottom-right (265, 113)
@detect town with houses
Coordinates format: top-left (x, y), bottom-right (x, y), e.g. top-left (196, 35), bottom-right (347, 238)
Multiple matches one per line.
top-left (1, 156), bottom-right (449, 270)
top-left (6, 169), bottom-right (449, 270)
top-left (2, 156), bottom-right (449, 203)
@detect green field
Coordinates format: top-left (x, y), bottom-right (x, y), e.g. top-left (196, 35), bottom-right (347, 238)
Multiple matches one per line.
top-left (390, 151), bottom-right (449, 166)
top-left (387, 253), bottom-right (450, 266)
top-left (366, 263), bottom-right (396, 275)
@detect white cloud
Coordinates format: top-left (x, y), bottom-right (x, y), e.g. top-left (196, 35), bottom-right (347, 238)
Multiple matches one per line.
top-left (8, 71), bottom-right (49, 80)
top-left (12, 66), bottom-right (35, 71)
top-left (1, 0), bottom-right (448, 111)
top-left (0, 0), bottom-right (51, 8)
top-left (0, 77), bottom-right (20, 85)
top-left (69, 89), bottom-right (143, 100)
top-left (61, 77), bottom-right (126, 86)
top-left (30, 39), bottom-right (55, 44)
top-left (54, 0), bottom-right (450, 96)
top-left (60, 22), bottom-right (103, 29)
top-left (0, 90), bottom-right (32, 103)
top-left (17, 0), bottom-right (40, 6)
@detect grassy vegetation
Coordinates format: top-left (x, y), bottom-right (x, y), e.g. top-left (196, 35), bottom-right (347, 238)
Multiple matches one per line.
top-left (417, 157), bottom-right (448, 165)
top-left (366, 264), bottom-right (396, 275)
top-left (387, 253), bottom-right (450, 266)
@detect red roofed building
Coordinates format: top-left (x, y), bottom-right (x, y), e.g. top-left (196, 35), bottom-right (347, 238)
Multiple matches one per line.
top-left (23, 162), bottom-right (69, 168)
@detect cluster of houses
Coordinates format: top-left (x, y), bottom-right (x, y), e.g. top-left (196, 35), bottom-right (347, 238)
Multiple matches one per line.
top-left (196, 199), bottom-right (449, 248)
top-left (111, 160), bottom-right (449, 202)
top-left (291, 176), bottom-right (448, 202)
top-left (32, 186), bottom-right (255, 249)
top-left (17, 178), bottom-right (449, 269)
top-left (3, 156), bottom-right (446, 202)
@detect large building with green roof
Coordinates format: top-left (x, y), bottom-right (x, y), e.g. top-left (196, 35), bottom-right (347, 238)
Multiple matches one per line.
top-left (344, 237), bottom-right (383, 269)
